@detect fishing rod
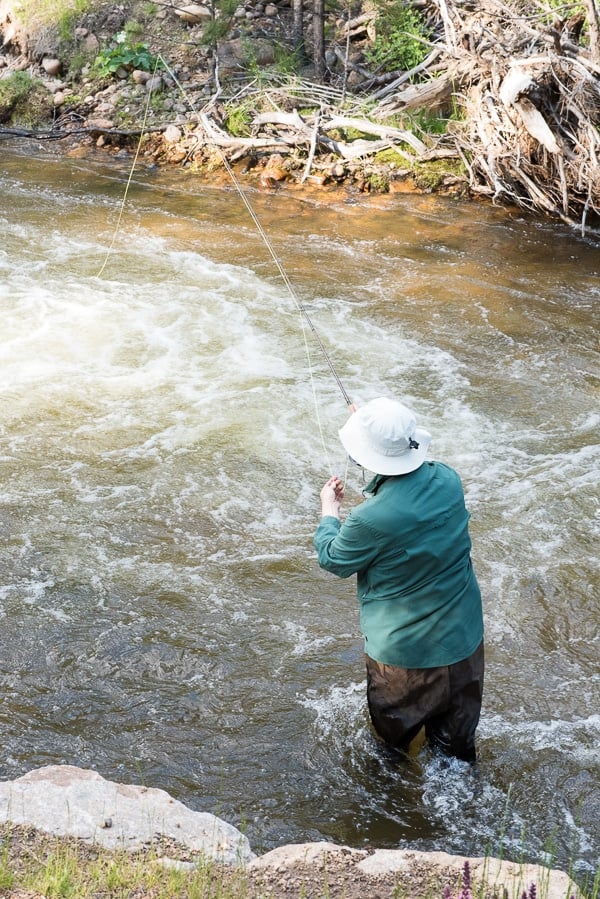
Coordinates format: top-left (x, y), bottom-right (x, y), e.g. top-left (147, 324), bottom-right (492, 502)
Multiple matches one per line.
top-left (160, 57), bottom-right (354, 412)
top-left (96, 58), bottom-right (354, 474)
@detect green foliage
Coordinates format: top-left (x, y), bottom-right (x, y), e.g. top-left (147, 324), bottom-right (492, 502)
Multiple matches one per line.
top-left (0, 837), bottom-right (15, 890)
top-left (538, 0), bottom-right (586, 23)
top-left (94, 31), bottom-right (161, 77)
top-left (365, 0), bottom-right (431, 72)
top-left (124, 18), bottom-right (145, 38)
top-left (0, 70), bottom-right (34, 106)
top-left (66, 49), bottom-right (94, 80)
top-left (368, 170), bottom-right (390, 191)
top-left (15, 0), bottom-right (90, 29)
top-left (412, 158), bottom-right (466, 190)
top-left (273, 42), bottom-right (302, 75)
top-left (373, 147), bottom-right (409, 165)
top-left (0, 71), bottom-right (52, 126)
top-left (201, 0), bottom-right (239, 50)
top-left (224, 98), bottom-right (254, 136)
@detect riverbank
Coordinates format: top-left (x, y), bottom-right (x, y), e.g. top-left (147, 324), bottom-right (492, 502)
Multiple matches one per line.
top-left (0, 767), bottom-right (588, 899)
top-left (0, 0), bottom-right (467, 199)
top-left (1, 0), bottom-right (598, 225)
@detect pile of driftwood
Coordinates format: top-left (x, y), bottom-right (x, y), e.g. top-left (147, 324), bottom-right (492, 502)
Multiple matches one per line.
top-left (196, 0), bottom-right (600, 232)
top-left (385, 0), bottom-right (600, 233)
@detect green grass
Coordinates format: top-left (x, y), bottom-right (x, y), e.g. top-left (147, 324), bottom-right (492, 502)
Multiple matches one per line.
top-left (0, 826), bottom-right (250, 899)
top-left (15, 0), bottom-right (91, 30)
top-left (0, 71), bottom-right (54, 127)
top-left (1, 822), bottom-right (597, 899)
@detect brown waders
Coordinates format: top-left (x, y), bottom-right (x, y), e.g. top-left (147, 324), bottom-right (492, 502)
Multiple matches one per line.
top-left (365, 641), bottom-right (484, 762)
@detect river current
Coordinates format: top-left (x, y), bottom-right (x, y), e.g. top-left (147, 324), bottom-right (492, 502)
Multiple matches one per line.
top-left (0, 146), bottom-right (598, 878)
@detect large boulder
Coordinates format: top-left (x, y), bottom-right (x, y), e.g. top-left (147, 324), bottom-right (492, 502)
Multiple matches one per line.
top-left (0, 765), bottom-right (254, 866)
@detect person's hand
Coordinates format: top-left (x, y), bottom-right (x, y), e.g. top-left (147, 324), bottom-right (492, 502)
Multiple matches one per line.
top-left (320, 475), bottom-right (344, 519)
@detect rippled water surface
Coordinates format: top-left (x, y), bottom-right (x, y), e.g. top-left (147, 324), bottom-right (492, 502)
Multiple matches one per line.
top-left (0, 146), bottom-right (598, 878)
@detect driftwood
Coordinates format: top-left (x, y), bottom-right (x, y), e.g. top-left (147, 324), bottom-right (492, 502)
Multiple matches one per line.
top-left (192, 2), bottom-right (598, 228)
top-left (193, 106), bottom-right (432, 166)
top-left (370, 0), bottom-right (600, 231)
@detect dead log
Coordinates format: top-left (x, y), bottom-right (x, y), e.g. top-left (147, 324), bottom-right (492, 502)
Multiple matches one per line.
top-left (320, 115), bottom-right (428, 154)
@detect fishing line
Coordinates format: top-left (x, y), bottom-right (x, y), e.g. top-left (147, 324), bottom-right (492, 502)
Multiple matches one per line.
top-left (96, 61), bottom-right (158, 279)
top-left (157, 56), bottom-right (355, 473)
top-left (97, 54), bottom-right (354, 475)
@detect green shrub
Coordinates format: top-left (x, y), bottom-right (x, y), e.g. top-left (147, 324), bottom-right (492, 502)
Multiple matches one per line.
top-left (365, 0), bottom-right (431, 72)
top-left (94, 31), bottom-right (161, 77)
top-left (224, 98), bottom-right (254, 136)
top-left (0, 71), bottom-right (34, 123)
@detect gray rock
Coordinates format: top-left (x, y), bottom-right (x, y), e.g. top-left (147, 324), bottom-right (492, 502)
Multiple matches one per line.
top-left (145, 75), bottom-right (163, 93)
top-left (248, 842), bottom-right (582, 899)
top-left (164, 124), bottom-right (182, 143)
top-left (42, 57), bottom-right (61, 76)
top-left (132, 69), bottom-right (150, 84)
top-left (0, 765), bottom-right (254, 867)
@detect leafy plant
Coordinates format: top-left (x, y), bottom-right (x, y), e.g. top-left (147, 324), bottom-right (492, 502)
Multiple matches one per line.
top-left (94, 31), bottom-right (161, 77)
top-left (365, 0), bottom-right (431, 72)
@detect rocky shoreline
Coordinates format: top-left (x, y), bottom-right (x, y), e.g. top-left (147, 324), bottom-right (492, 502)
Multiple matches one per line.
top-left (0, 0), bottom-right (468, 199)
top-left (0, 766), bottom-right (583, 899)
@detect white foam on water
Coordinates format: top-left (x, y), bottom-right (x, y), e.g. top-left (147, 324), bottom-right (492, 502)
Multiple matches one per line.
top-left (282, 620), bottom-right (338, 656)
top-left (482, 711), bottom-right (600, 760)
top-left (300, 681), bottom-right (367, 742)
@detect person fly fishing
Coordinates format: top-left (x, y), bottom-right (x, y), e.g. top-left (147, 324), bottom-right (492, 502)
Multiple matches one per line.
top-left (314, 396), bottom-right (484, 762)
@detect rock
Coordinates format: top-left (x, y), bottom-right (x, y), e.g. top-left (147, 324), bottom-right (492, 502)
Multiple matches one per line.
top-left (260, 153), bottom-right (289, 187)
top-left (253, 39), bottom-right (276, 66)
top-left (53, 92), bottom-right (65, 107)
top-left (43, 80), bottom-right (65, 94)
top-left (145, 75), bottom-right (163, 93)
top-left (82, 117), bottom-right (114, 130)
top-left (0, 768), bottom-right (584, 897)
top-left (66, 146), bottom-right (89, 158)
top-left (164, 124), bottom-right (182, 143)
top-left (265, 3), bottom-right (278, 15)
top-left (173, 4), bottom-right (212, 24)
top-left (0, 766), bottom-right (254, 866)
top-left (249, 843), bottom-right (582, 899)
top-left (41, 57), bottom-right (61, 76)
top-left (132, 69), bottom-right (150, 84)
top-left (84, 33), bottom-right (99, 53)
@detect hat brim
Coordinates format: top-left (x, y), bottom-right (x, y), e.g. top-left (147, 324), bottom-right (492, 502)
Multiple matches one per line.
top-left (339, 415), bottom-right (431, 475)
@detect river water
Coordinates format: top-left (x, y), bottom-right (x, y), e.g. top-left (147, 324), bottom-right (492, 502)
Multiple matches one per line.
top-left (0, 145), bottom-right (598, 878)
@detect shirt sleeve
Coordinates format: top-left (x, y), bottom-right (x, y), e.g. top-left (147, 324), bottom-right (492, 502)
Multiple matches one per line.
top-left (313, 510), bottom-right (382, 579)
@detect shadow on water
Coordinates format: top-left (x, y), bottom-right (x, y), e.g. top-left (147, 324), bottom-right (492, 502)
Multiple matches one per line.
top-left (0, 144), bottom-right (598, 878)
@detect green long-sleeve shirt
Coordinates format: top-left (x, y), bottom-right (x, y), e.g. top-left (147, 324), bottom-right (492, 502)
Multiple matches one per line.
top-left (314, 461), bottom-right (483, 668)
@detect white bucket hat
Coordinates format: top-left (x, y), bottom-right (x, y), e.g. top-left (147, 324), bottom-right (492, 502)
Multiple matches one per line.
top-left (339, 397), bottom-right (431, 475)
